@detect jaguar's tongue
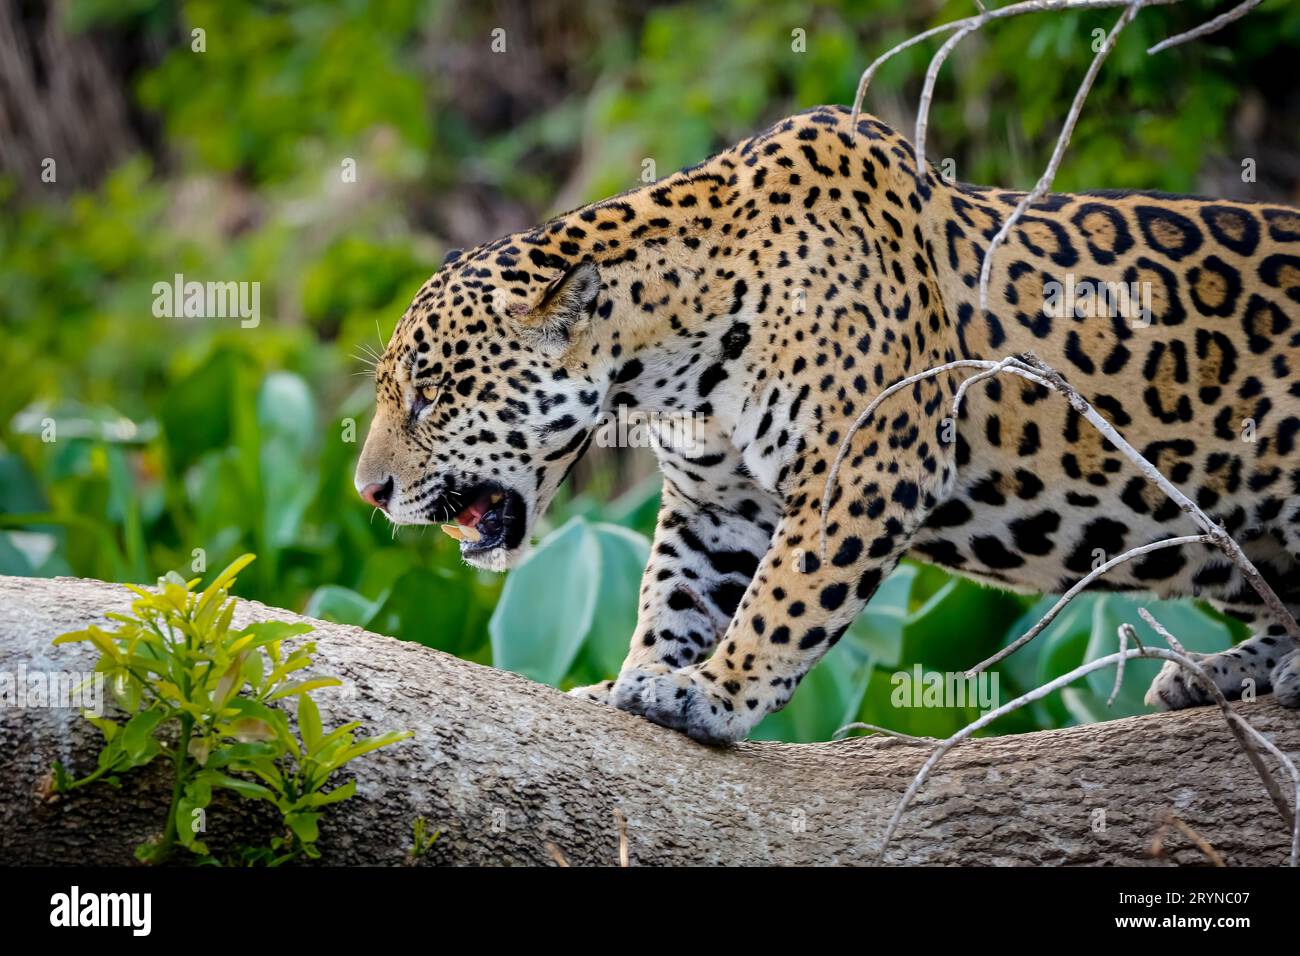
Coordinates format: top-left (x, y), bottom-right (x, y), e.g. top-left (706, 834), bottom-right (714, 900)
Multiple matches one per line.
top-left (440, 490), bottom-right (503, 544)
top-left (457, 493), bottom-right (493, 528)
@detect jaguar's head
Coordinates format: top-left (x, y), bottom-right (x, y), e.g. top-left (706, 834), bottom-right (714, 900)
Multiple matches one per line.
top-left (354, 246), bottom-right (608, 571)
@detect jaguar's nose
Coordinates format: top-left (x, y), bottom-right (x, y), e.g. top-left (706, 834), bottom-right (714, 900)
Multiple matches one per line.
top-left (360, 476), bottom-right (394, 510)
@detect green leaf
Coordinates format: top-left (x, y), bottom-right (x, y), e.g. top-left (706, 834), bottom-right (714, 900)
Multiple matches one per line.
top-left (330, 730), bottom-right (412, 768)
top-left (159, 349), bottom-right (251, 472)
top-left (900, 575), bottom-right (1026, 673)
top-left (298, 693), bottom-right (322, 755)
top-left (266, 677), bottom-right (342, 701)
top-left (490, 517), bottom-right (600, 685)
top-left (205, 741), bottom-right (280, 769)
top-left (844, 562), bottom-right (917, 669)
top-left (306, 778), bottom-right (356, 807)
top-left (195, 770), bottom-right (276, 802)
top-left (121, 708), bottom-right (167, 760)
top-left (582, 523), bottom-right (650, 678)
top-left (197, 553), bottom-right (256, 611)
top-left (258, 372), bottom-right (318, 549)
top-left (286, 811), bottom-right (322, 845)
top-left (366, 566), bottom-right (482, 656)
top-left (237, 620), bottom-right (313, 648)
top-left (303, 585), bottom-right (380, 626)
top-left (1081, 595), bottom-right (1235, 716)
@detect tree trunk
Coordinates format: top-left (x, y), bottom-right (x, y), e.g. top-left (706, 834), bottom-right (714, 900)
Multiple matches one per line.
top-left (1, 573), bottom-right (1296, 866)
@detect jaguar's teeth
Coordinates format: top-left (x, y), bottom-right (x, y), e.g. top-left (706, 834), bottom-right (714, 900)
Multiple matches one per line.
top-left (440, 523), bottom-right (466, 542)
top-left (490, 492), bottom-right (503, 504)
top-left (459, 524), bottom-right (482, 543)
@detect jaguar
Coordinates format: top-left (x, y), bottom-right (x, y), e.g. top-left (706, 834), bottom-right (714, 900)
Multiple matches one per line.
top-left (354, 104), bottom-right (1300, 744)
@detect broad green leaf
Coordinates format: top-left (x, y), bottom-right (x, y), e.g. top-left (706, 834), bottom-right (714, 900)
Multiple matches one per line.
top-left (367, 566), bottom-right (482, 656)
top-left (582, 522), bottom-right (650, 678)
top-left (286, 812), bottom-right (322, 845)
top-left (303, 585), bottom-right (380, 626)
top-left (490, 517), bottom-right (600, 685)
top-left (845, 562), bottom-right (917, 669)
top-left (258, 372), bottom-right (317, 549)
top-left (1082, 595), bottom-right (1234, 716)
top-left (900, 575), bottom-right (1026, 673)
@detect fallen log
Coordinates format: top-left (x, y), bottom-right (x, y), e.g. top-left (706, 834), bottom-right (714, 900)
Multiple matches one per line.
top-left (1, 574), bottom-right (1295, 866)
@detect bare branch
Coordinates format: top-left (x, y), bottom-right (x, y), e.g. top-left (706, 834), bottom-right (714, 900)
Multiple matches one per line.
top-left (913, 25), bottom-right (979, 176)
top-left (1022, 354), bottom-right (1300, 641)
top-left (1226, 712), bottom-right (1300, 867)
top-left (819, 357), bottom-right (1052, 561)
top-left (876, 642), bottom-right (1298, 864)
top-left (1138, 607), bottom-right (1298, 845)
top-left (1136, 605), bottom-right (1188, 656)
top-left (1110, 622), bottom-right (1136, 707)
top-left (1147, 0), bottom-right (1263, 54)
top-left (966, 534), bottom-right (1210, 678)
top-left (848, 0), bottom-right (1183, 140)
top-left (1152, 810), bottom-right (1227, 866)
top-left (977, 2), bottom-right (1143, 311)
top-left (614, 807), bottom-right (630, 868)
top-left (824, 353), bottom-right (1299, 664)
top-left (833, 721), bottom-right (938, 746)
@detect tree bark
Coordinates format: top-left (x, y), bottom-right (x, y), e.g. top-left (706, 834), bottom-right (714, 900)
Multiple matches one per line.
top-left (1, 573), bottom-right (1296, 866)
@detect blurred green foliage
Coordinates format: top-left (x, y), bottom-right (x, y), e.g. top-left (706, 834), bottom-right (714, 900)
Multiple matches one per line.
top-left (2, 0), bottom-right (1287, 741)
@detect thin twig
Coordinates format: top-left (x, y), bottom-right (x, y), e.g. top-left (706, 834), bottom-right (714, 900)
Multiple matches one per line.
top-left (914, 25), bottom-right (979, 176)
top-left (1110, 623), bottom-right (1135, 707)
top-left (818, 357), bottom-right (1051, 560)
top-left (977, 2), bottom-right (1143, 311)
top-left (848, 0), bottom-right (1183, 141)
top-left (1139, 607), bottom-right (1297, 842)
top-left (966, 534), bottom-right (1210, 677)
top-left (1152, 810), bottom-right (1227, 866)
top-left (1226, 711), bottom-right (1300, 868)
top-left (1147, 0), bottom-right (1262, 54)
top-left (875, 644), bottom-right (1297, 864)
top-left (614, 807), bottom-right (629, 868)
top-left (545, 841), bottom-right (570, 867)
top-left (833, 722), bottom-right (938, 745)
top-left (1022, 354), bottom-right (1300, 641)
top-left (827, 354), bottom-right (1299, 671)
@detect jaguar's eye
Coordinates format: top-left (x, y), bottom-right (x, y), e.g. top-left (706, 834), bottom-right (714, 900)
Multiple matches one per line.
top-left (411, 379), bottom-right (446, 418)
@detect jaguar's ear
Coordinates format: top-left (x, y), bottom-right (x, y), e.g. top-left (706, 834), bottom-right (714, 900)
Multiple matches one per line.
top-left (518, 261), bottom-right (601, 352)
top-left (440, 247), bottom-right (464, 268)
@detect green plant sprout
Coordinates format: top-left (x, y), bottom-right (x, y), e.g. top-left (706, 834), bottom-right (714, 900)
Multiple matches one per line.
top-left (50, 553), bottom-right (411, 865)
top-left (408, 815), bottom-right (441, 863)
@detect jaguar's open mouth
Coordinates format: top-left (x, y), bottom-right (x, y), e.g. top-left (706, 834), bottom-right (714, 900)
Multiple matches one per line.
top-left (439, 481), bottom-right (527, 556)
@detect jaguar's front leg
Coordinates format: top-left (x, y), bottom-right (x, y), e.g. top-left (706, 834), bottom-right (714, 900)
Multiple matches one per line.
top-left (620, 469), bottom-right (939, 744)
top-left (568, 477), bottom-right (776, 705)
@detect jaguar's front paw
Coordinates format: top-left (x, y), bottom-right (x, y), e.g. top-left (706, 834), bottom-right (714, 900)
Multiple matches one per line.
top-left (610, 666), bottom-right (747, 745)
top-left (567, 680), bottom-right (616, 705)
top-left (1271, 651), bottom-right (1300, 708)
top-left (1144, 653), bottom-right (1216, 710)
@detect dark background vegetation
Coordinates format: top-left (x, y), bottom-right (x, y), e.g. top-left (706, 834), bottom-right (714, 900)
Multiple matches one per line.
top-left (3, 0), bottom-right (1299, 741)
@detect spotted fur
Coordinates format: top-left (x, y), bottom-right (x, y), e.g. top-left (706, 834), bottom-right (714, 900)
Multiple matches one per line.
top-left (355, 105), bottom-right (1300, 743)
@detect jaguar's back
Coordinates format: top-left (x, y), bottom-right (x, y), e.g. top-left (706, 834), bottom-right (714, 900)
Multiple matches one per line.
top-left (912, 182), bottom-right (1300, 613)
